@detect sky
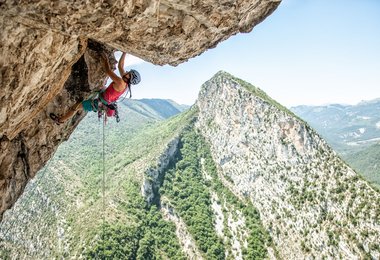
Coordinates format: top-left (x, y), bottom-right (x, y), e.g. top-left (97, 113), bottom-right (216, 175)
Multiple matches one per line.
top-left (116, 0), bottom-right (380, 107)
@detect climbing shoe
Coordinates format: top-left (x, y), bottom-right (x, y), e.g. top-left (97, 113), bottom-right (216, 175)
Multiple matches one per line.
top-left (50, 113), bottom-right (63, 125)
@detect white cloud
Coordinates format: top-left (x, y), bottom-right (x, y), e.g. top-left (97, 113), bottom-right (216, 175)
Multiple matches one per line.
top-left (376, 121), bottom-right (380, 129)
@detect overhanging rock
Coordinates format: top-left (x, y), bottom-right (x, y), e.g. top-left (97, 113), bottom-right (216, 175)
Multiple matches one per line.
top-left (0, 0), bottom-right (281, 220)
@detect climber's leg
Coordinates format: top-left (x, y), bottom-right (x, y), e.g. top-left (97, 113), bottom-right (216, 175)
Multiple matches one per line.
top-left (50, 102), bottom-right (83, 125)
top-left (58, 102), bottom-right (83, 122)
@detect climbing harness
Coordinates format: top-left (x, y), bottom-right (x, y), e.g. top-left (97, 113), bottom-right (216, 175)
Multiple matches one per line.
top-left (96, 93), bottom-right (121, 123)
top-left (89, 83), bottom-right (132, 124)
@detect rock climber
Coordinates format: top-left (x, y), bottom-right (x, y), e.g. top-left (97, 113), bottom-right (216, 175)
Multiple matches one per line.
top-left (50, 52), bottom-right (141, 124)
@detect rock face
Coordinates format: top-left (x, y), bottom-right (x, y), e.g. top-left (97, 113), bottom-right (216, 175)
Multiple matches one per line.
top-left (142, 137), bottom-right (180, 204)
top-left (0, 0), bottom-right (280, 66)
top-left (0, 0), bottom-right (281, 220)
top-left (161, 197), bottom-right (204, 260)
top-left (196, 71), bottom-right (380, 259)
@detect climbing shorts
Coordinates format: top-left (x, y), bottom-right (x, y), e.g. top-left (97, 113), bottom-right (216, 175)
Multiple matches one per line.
top-left (82, 99), bottom-right (98, 112)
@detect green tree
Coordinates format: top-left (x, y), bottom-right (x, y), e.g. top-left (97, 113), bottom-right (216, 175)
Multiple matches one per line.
top-left (137, 231), bottom-right (156, 260)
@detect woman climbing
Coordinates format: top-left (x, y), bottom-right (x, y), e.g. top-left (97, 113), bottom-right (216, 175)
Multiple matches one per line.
top-left (50, 52), bottom-right (141, 124)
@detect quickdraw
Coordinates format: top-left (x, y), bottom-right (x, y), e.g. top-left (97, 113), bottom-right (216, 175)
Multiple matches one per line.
top-left (94, 96), bottom-right (120, 123)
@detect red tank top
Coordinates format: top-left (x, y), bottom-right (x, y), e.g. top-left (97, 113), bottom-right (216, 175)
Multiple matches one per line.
top-left (101, 82), bottom-right (128, 103)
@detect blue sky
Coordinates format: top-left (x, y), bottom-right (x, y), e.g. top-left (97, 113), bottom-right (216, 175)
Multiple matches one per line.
top-left (118, 0), bottom-right (380, 107)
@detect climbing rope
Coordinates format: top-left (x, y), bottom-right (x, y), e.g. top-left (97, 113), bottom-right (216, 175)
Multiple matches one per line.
top-left (102, 112), bottom-right (106, 259)
top-left (1, 111), bottom-right (111, 258)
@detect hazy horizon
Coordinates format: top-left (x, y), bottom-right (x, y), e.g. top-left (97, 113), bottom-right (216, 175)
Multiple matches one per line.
top-left (131, 94), bottom-right (380, 108)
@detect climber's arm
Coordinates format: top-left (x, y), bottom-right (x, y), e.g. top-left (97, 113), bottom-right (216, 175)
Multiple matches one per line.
top-left (101, 53), bottom-right (123, 85)
top-left (118, 52), bottom-right (126, 76)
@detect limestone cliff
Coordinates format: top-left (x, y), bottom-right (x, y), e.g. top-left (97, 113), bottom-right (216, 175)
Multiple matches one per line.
top-left (196, 71), bottom-right (380, 259)
top-left (0, 0), bottom-right (281, 220)
top-left (142, 137), bottom-right (180, 204)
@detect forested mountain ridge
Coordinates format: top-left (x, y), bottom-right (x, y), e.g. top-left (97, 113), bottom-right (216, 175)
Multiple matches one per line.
top-left (125, 99), bottom-right (189, 120)
top-left (195, 72), bottom-right (379, 259)
top-left (1, 73), bottom-right (379, 259)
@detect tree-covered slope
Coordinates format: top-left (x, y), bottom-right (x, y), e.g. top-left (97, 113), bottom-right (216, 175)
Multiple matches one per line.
top-left (0, 96), bottom-right (270, 259)
top-left (160, 128), bottom-right (272, 259)
top-left (125, 98), bottom-right (189, 120)
top-left (344, 143), bottom-right (380, 188)
top-left (196, 71), bottom-right (380, 259)
top-left (0, 99), bottom-right (192, 258)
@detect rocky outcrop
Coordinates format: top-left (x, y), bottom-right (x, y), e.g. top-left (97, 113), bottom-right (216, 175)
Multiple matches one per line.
top-left (161, 197), bottom-right (204, 260)
top-left (0, 0), bottom-right (281, 220)
top-left (196, 71), bottom-right (380, 259)
top-left (142, 137), bottom-right (179, 204)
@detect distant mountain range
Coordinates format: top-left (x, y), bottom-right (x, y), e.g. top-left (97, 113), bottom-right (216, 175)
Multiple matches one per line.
top-left (291, 99), bottom-right (380, 187)
top-left (291, 100), bottom-right (380, 153)
top-left (124, 99), bottom-right (189, 120)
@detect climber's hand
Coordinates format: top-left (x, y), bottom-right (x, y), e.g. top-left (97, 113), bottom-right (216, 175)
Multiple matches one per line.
top-left (118, 52), bottom-right (127, 76)
top-left (100, 52), bottom-right (122, 85)
top-left (100, 53), bottom-right (110, 69)
top-left (100, 52), bottom-right (108, 62)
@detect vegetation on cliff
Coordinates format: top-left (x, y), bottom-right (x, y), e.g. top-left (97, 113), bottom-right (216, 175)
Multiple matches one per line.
top-left (161, 128), bottom-right (270, 259)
